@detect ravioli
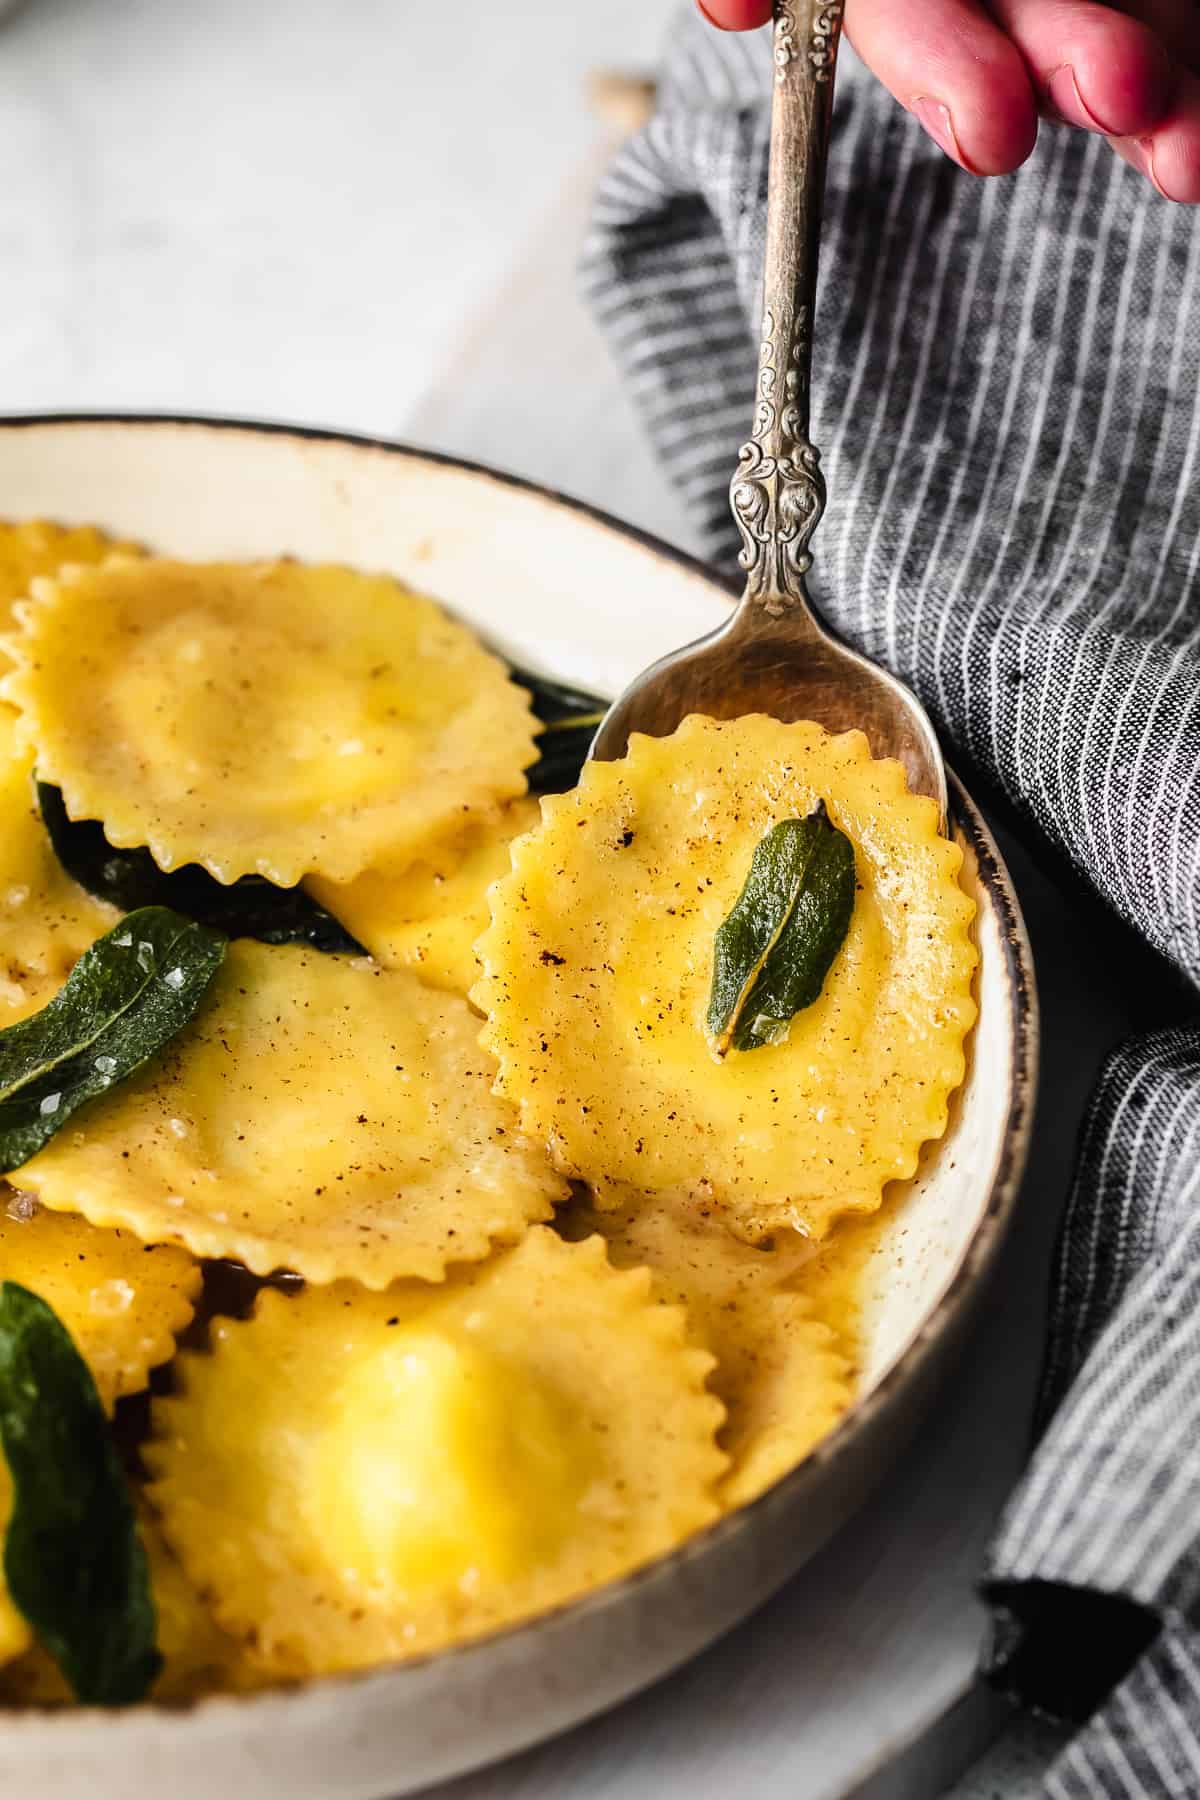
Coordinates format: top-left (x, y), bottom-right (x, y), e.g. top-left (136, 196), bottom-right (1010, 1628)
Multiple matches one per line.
top-left (1, 559), bottom-right (539, 886)
top-left (307, 797), bottom-right (541, 996)
top-left (16, 943), bottom-right (566, 1287)
top-left (477, 715), bottom-right (977, 1242)
top-left (562, 1189), bottom-right (853, 1504)
top-left (137, 1505), bottom-right (263, 1702)
top-left (0, 1201), bottom-right (201, 1412)
top-left (0, 713), bottom-right (117, 1027)
top-left (145, 1229), bottom-right (727, 1673)
top-left (0, 520), bottom-right (140, 698)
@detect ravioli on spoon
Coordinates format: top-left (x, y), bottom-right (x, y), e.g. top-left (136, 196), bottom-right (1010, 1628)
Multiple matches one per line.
top-left (477, 714), bottom-right (976, 1243)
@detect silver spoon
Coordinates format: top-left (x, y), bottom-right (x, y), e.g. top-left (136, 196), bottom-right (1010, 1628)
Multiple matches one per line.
top-left (591, 0), bottom-right (948, 827)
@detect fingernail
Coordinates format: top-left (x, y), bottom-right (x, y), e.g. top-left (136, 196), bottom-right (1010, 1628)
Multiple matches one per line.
top-left (1140, 138), bottom-right (1195, 204)
top-left (696, 0), bottom-right (729, 28)
top-left (1044, 65), bottom-right (1108, 134)
top-left (912, 97), bottom-right (971, 170)
top-left (1118, 134), bottom-right (1171, 200)
top-left (1139, 138), bottom-right (1167, 198)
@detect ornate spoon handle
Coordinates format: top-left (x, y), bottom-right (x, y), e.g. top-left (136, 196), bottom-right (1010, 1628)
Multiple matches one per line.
top-left (729, 0), bottom-right (844, 618)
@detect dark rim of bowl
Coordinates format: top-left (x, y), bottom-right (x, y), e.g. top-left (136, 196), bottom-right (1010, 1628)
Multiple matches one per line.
top-left (0, 412), bottom-right (1038, 1725)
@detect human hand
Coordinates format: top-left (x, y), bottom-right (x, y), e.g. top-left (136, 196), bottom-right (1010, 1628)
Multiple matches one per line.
top-left (698, 0), bottom-right (1200, 201)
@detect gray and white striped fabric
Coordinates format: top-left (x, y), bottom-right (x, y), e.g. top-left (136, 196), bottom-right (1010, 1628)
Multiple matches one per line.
top-left (581, 15), bottom-right (1200, 1795)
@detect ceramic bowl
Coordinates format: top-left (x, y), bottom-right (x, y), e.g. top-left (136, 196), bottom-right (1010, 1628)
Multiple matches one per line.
top-left (0, 416), bottom-right (1037, 1800)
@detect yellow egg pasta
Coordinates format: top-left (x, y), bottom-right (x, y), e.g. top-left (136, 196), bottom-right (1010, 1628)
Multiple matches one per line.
top-left (562, 1189), bottom-right (854, 1505)
top-left (16, 943), bottom-right (566, 1287)
top-left (0, 713), bottom-right (117, 1027)
top-left (140, 1506), bottom-right (267, 1702)
top-left (307, 796), bottom-right (541, 996)
top-left (145, 1229), bottom-right (727, 1674)
top-left (0, 1647), bottom-right (69, 1707)
top-left (0, 520), bottom-right (140, 697)
top-left (0, 559), bottom-right (539, 886)
top-left (0, 1201), bottom-right (201, 1412)
top-left (477, 715), bottom-right (977, 1242)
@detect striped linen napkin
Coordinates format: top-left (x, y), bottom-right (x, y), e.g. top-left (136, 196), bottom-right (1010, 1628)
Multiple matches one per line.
top-left (581, 15), bottom-right (1200, 1797)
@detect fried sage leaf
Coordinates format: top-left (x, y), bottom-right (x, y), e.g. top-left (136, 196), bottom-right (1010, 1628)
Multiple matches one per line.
top-left (0, 906), bottom-right (226, 1172)
top-left (707, 805), bottom-right (856, 1057)
top-left (0, 1281), bottom-right (160, 1704)
top-left (509, 665), bottom-right (608, 796)
top-left (38, 783), bottom-right (364, 956)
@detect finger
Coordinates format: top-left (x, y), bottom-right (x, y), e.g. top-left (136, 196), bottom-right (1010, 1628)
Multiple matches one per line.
top-left (1110, 69), bottom-right (1200, 201)
top-left (696, 0), bottom-right (773, 28)
top-left (845, 0), bottom-right (1039, 173)
top-left (985, 0), bottom-right (1174, 138)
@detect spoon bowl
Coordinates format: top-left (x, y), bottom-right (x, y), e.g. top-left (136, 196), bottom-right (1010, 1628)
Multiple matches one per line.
top-left (591, 0), bottom-right (948, 826)
top-left (590, 592), bottom-right (947, 811)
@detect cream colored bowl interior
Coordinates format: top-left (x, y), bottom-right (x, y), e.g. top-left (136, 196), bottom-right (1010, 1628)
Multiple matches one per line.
top-left (0, 418), bottom-right (1033, 1800)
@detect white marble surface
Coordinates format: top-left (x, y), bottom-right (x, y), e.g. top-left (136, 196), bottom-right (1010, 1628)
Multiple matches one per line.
top-left (0, 3), bottom-right (1158, 1794)
top-left (0, 0), bottom-right (675, 433)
